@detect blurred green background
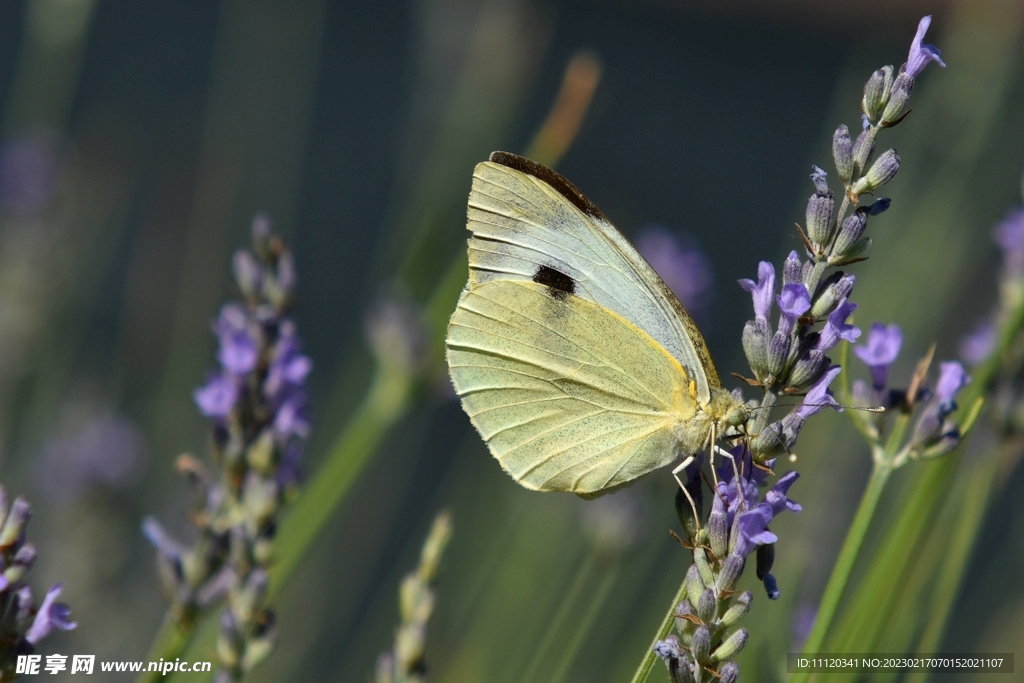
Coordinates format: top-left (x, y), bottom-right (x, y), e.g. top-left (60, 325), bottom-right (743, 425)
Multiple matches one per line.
top-left (0, 0), bottom-right (1021, 680)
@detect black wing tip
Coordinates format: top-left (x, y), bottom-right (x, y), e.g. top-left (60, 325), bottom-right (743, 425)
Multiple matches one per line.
top-left (487, 151), bottom-right (608, 222)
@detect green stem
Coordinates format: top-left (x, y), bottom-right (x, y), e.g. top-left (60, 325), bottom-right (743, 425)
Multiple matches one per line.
top-left (136, 614), bottom-right (191, 683)
top-left (520, 552), bottom-right (597, 683)
top-left (628, 573), bottom-right (689, 683)
top-left (791, 460), bottom-right (892, 683)
top-left (548, 560), bottom-right (621, 683)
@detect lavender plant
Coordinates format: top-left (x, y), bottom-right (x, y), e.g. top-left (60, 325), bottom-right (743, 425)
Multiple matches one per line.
top-left (375, 511), bottom-right (451, 683)
top-left (643, 16), bottom-right (955, 682)
top-left (142, 215), bottom-right (310, 682)
top-left (0, 488), bottom-right (75, 682)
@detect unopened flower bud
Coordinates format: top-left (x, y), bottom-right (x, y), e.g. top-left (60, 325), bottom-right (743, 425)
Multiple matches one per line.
top-left (218, 610), bottom-right (243, 668)
top-left (719, 661), bottom-right (740, 683)
top-left (767, 332), bottom-right (792, 378)
top-left (862, 66), bottom-right (893, 123)
top-left (233, 250), bottom-right (262, 299)
top-left (868, 197), bottom-right (891, 215)
top-left (832, 124), bottom-right (853, 183)
top-left (853, 149), bottom-right (900, 194)
top-left (810, 272), bottom-right (854, 319)
top-left (696, 588), bottom-right (717, 624)
top-left (685, 563), bottom-right (705, 607)
top-left (880, 72), bottom-right (914, 126)
top-left (783, 251), bottom-right (802, 286)
top-left (712, 628), bottom-right (749, 662)
top-left (763, 572), bottom-right (780, 600)
top-left (920, 426), bottom-right (961, 458)
top-left (788, 350), bottom-right (827, 390)
top-left (691, 626), bottom-right (711, 664)
top-left (852, 129), bottom-right (875, 176)
top-left (0, 497), bottom-right (31, 549)
top-left (832, 208), bottom-right (869, 258)
top-left (716, 553), bottom-right (745, 594)
top-left (708, 504), bottom-right (729, 559)
top-left (750, 421), bottom-right (784, 459)
top-left (742, 320), bottom-right (769, 380)
top-left (720, 591), bottom-right (753, 628)
top-left (673, 599), bottom-right (695, 634)
top-left (694, 547), bottom-right (716, 589)
top-left (805, 187), bottom-right (835, 247)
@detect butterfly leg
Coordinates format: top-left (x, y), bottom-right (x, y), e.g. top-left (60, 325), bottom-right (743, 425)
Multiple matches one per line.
top-left (671, 456), bottom-right (701, 534)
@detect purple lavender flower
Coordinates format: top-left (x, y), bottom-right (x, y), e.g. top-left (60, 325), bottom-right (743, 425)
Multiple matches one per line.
top-left (936, 361), bottom-right (969, 405)
top-left (194, 372), bottom-right (238, 418)
top-left (214, 304), bottom-right (258, 375)
top-left (960, 321), bottom-right (996, 367)
top-left (24, 585), bottom-right (76, 645)
top-left (739, 262), bottom-right (775, 323)
top-left (635, 226), bottom-right (714, 324)
top-left (816, 299), bottom-right (860, 351)
top-left (854, 323), bottom-right (902, 390)
top-left (994, 208), bottom-right (1024, 279)
top-left (776, 284), bottom-right (811, 336)
top-left (905, 16), bottom-right (946, 79)
top-left (795, 366), bottom-right (842, 419)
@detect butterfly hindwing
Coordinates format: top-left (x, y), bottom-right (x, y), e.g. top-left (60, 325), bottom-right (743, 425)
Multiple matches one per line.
top-left (466, 152), bottom-right (720, 403)
top-left (447, 279), bottom-right (696, 494)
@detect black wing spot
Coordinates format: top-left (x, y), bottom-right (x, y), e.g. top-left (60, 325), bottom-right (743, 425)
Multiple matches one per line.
top-left (533, 265), bottom-right (575, 300)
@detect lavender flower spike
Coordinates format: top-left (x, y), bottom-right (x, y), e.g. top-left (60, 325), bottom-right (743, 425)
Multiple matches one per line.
top-left (854, 323), bottom-right (902, 390)
top-left (905, 16), bottom-right (946, 79)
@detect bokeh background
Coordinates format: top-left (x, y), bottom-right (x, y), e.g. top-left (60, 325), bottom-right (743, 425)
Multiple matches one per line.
top-left (0, 0), bottom-right (1021, 680)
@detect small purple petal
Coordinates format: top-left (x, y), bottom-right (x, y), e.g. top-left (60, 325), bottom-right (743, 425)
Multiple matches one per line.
top-left (935, 361), bottom-right (970, 403)
top-left (960, 321), bottom-right (995, 367)
top-left (193, 373), bottom-right (237, 418)
top-left (796, 366), bottom-right (842, 419)
top-left (273, 393), bottom-right (309, 439)
top-left (734, 506), bottom-right (777, 558)
top-left (765, 471), bottom-right (802, 515)
top-left (817, 299), bottom-right (859, 351)
top-left (854, 322), bottom-right (902, 389)
top-left (739, 261), bottom-right (776, 322)
top-left (776, 283), bottom-right (811, 336)
top-left (905, 16), bottom-right (946, 79)
top-left (25, 584), bottom-right (75, 644)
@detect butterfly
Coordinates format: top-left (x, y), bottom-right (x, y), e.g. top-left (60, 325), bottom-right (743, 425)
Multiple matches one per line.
top-left (445, 151), bottom-right (747, 496)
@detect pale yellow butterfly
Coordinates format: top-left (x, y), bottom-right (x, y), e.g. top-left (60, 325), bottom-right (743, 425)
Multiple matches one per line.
top-left (445, 151), bottom-right (746, 496)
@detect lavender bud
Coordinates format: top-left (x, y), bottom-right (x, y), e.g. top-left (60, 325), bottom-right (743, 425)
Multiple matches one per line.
top-left (720, 591), bottom-right (753, 628)
top-left (711, 628), bottom-right (748, 662)
top-left (852, 129), bottom-right (875, 176)
top-left (782, 251), bottom-right (802, 286)
top-left (862, 66), bottom-right (893, 123)
top-left (767, 332), bottom-right (792, 378)
top-left (233, 250), bottom-right (262, 299)
top-left (832, 124), bottom-right (853, 183)
top-left (708, 508), bottom-right (728, 561)
top-left (691, 626), bottom-right (711, 664)
top-left (0, 497), bottom-right (31, 549)
top-left (750, 421), bottom-right (784, 459)
top-left (921, 426), bottom-right (960, 458)
top-left (673, 599), bottom-right (695, 634)
top-left (696, 588), bottom-right (717, 624)
top-left (805, 186), bottom-right (835, 247)
top-left (716, 553), bottom-right (746, 594)
top-left (832, 208), bottom-right (869, 257)
top-left (742, 320), bottom-right (769, 380)
top-left (854, 149), bottom-right (901, 194)
top-left (810, 272), bottom-right (854, 319)
top-left (218, 610), bottom-right (243, 668)
top-left (788, 350), bottom-right (828, 390)
top-left (685, 563), bottom-right (705, 607)
top-left (880, 72), bottom-right (914, 126)
top-left (912, 402), bottom-right (944, 446)
top-left (694, 547), bottom-right (715, 590)
top-left (719, 661), bottom-right (740, 683)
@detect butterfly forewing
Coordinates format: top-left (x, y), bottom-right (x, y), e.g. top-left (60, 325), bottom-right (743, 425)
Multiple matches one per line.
top-left (466, 154), bottom-right (720, 402)
top-left (447, 280), bottom-right (693, 494)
